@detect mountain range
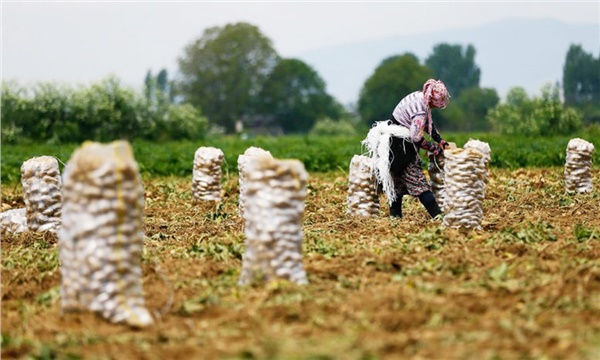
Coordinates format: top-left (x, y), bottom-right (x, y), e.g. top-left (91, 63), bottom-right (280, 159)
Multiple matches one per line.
top-left (295, 18), bottom-right (599, 105)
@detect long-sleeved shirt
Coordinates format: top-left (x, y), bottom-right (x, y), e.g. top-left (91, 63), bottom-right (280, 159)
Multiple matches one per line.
top-left (390, 91), bottom-right (443, 151)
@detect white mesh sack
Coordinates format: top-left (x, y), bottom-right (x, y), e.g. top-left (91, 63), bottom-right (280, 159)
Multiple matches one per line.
top-left (239, 155), bottom-right (309, 285)
top-left (463, 139), bottom-right (491, 166)
top-left (442, 148), bottom-right (487, 230)
top-left (565, 138), bottom-right (595, 194)
top-left (0, 208), bottom-right (28, 234)
top-left (21, 156), bottom-right (62, 233)
top-left (59, 141), bottom-right (153, 328)
top-left (464, 139), bottom-right (492, 183)
top-left (346, 155), bottom-right (379, 217)
top-left (428, 152), bottom-right (447, 211)
top-left (193, 146), bottom-right (225, 201)
top-left (237, 146), bottom-right (273, 218)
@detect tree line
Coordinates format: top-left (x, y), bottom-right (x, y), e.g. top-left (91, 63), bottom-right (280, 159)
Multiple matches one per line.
top-left (2, 22), bottom-right (598, 144)
top-left (358, 43), bottom-right (595, 135)
top-left (1, 76), bottom-right (207, 144)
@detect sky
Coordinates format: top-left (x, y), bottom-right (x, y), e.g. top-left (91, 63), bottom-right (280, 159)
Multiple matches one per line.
top-left (2, 1), bottom-right (599, 104)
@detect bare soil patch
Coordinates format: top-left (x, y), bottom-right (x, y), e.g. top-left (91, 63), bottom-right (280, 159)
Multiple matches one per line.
top-left (2, 168), bottom-right (600, 359)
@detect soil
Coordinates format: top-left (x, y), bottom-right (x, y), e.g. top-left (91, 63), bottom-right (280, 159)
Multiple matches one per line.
top-left (2, 167), bottom-right (600, 359)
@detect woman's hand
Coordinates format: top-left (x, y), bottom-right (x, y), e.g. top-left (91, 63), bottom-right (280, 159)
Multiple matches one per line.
top-left (439, 140), bottom-right (457, 150)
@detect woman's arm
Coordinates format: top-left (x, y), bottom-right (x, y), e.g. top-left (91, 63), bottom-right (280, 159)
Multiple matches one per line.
top-left (429, 121), bottom-right (449, 149)
top-left (410, 114), bottom-right (427, 142)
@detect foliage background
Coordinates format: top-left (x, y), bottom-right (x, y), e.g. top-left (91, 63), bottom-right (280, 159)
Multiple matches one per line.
top-left (2, 131), bottom-right (599, 184)
top-left (3, 25), bottom-right (598, 143)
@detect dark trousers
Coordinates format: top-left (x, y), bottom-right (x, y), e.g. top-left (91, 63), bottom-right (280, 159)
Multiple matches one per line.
top-left (389, 136), bottom-right (417, 178)
top-left (388, 137), bottom-right (442, 219)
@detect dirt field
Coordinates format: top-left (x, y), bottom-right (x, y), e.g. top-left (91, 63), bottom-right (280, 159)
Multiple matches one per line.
top-left (2, 167), bottom-right (600, 359)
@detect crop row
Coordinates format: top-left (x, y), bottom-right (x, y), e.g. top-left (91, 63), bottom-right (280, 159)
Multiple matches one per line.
top-left (2, 133), bottom-right (599, 184)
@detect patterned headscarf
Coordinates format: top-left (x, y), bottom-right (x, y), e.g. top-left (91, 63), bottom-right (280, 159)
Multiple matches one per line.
top-left (422, 79), bottom-right (450, 134)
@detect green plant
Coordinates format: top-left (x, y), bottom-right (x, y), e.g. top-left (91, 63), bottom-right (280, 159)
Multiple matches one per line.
top-left (487, 222), bottom-right (558, 245)
top-left (310, 117), bottom-right (357, 136)
top-left (488, 84), bottom-right (583, 136)
top-left (574, 224), bottom-right (599, 242)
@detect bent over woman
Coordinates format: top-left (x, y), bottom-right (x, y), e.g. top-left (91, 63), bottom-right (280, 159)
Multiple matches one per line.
top-left (362, 79), bottom-right (451, 219)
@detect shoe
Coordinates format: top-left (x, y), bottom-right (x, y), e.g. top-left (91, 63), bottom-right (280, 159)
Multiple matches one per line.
top-left (390, 200), bottom-right (402, 218)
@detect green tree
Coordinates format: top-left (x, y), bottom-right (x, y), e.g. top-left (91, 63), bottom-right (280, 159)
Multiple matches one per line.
top-left (425, 43), bottom-right (480, 98)
top-left (156, 69), bottom-right (169, 94)
top-left (2, 78), bottom-right (209, 144)
top-left (451, 87), bottom-right (499, 131)
top-left (489, 84), bottom-right (582, 136)
top-left (309, 117), bottom-right (356, 136)
top-left (1, 79), bottom-right (143, 144)
top-left (563, 44), bottom-right (600, 124)
top-left (358, 53), bottom-right (434, 126)
top-left (151, 103), bottom-right (208, 141)
top-left (256, 58), bottom-right (340, 134)
top-left (1, 81), bottom-right (28, 143)
top-left (144, 70), bottom-right (154, 101)
top-left (70, 77), bottom-right (144, 142)
top-left (35, 83), bottom-right (71, 142)
top-left (145, 68), bottom-right (171, 105)
top-left (177, 22), bottom-right (279, 133)
top-left (2, 82), bottom-right (73, 142)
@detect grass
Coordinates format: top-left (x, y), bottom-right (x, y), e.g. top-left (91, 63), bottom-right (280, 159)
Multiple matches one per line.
top-left (2, 131), bottom-right (599, 183)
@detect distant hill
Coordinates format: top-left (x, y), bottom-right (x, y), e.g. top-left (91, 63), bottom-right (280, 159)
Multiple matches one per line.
top-left (295, 18), bottom-right (599, 105)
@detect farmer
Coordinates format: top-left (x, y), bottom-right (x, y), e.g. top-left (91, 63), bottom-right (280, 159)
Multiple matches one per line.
top-left (362, 79), bottom-right (451, 218)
